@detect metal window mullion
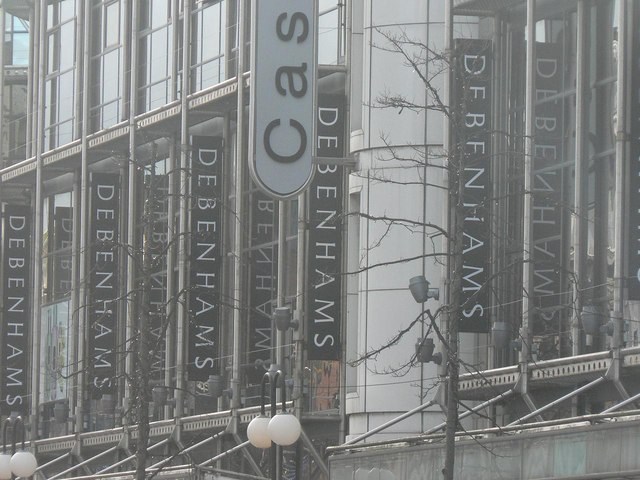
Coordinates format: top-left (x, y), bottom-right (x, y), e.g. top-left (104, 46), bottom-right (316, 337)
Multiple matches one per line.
top-left (572, 0), bottom-right (587, 357)
top-left (123, 0), bottom-right (140, 410)
top-left (73, 0), bottom-right (83, 140)
top-left (231, 0), bottom-right (247, 414)
top-left (0, 7), bottom-right (5, 166)
top-left (27, 6), bottom-right (37, 158)
top-left (612, 0), bottom-right (628, 349)
top-left (520, 0), bottom-right (536, 370)
top-left (175, 0), bottom-right (193, 419)
top-left (170, 0), bottom-right (179, 101)
top-left (30, 0), bottom-right (49, 436)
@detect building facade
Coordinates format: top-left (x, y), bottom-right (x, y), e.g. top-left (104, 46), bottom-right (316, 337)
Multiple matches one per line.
top-left (0, 0), bottom-right (639, 479)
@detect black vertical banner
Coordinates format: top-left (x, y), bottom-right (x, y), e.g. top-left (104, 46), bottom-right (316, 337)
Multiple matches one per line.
top-left (629, 10), bottom-right (640, 299)
top-left (89, 174), bottom-right (120, 397)
top-left (455, 39), bottom-right (492, 333)
top-left (148, 172), bottom-right (169, 382)
top-left (307, 95), bottom-right (345, 360)
top-left (532, 42), bottom-right (565, 358)
top-left (247, 192), bottom-right (278, 385)
top-left (1, 205), bottom-right (31, 415)
top-left (188, 137), bottom-right (223, 381)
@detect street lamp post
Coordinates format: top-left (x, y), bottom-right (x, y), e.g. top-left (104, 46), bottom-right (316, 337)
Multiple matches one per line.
top-left (0, 417), bottom-right (38, 480)
top-left (247, 368), bottom-right (301, 480)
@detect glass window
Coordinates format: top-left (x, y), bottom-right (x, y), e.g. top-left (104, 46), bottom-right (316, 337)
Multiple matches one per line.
top-left (42, 192), bottom-right (74, 303)
top-left (318, 1), bottom-right (345, 65)
top-left (44, 0), bottom-right (77, 150)
top-left (90, 0), bottom-right (124, 131)
top-left (191, 0), bottom-right (226, 91)
top-left (3, 14), bottom-right (29, 66)
top-left (2, 82), bottom-right (28, 164)
top-left (138, 0), bottom-right (175, 112)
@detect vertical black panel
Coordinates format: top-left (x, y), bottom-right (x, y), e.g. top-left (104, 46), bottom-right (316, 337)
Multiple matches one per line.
top-left (247, 191), bottom-right (278, 385)
top-left (531, 42), bottom-right (565, 357)
top-left (147, 172), bottom-right (169, 382)
top-left (188, 137), bottom-right (223, 381)
top-left (629, 12), bottom-right (640, 300)
top-left (89, 174), bottom-right (120, 397)
top-left (307, 94), bottom-right (345, 360)
top-left (455, 39), bottom-right (492, 333)
top-left (1, 205), bottom-right (31, 415)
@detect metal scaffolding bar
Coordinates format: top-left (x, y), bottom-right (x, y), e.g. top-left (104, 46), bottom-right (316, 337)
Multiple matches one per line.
top-left (198, 440), bottom-right (251, 468)
top-left (342, 400), bottom-right (437, 446)
top-left (423, 389), bottom-right (515, 435)
top-left (94, 438), bottom-right (170, 475)
top-left (147, 430), bottom-right (226, 471)
top-left (34, 452), bottom-right (71, 474)
top-left (47, 446), bottom-right (119, 480)
top-left (601, 390), bottom-right (640, 414)
top-left (506, 376), bottom-right (606, 427)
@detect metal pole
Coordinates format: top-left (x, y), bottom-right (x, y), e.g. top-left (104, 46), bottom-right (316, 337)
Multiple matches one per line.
top-left (342, 400), bottom-right (437, 446)
top-left (572, 0), bottom-right (587, 356)
top-left (443, 1), bottom-right (459, 478)
top-left (423, 389), bottom-right (515, 435)
top-left (506, 376), bottom-right (605, 427)
top-left (176, 0), bottom-right (193, 419)
top-left (198, 440), bottom-right (252, 468)
top-left (124, 0), bottom-right (140, 413)
top-left (147, 431), bottom-right (226, 471)
top-left (612, 0), bottom-right (628, 350)
top-left (519, 0), bottom-right (536, 399)
top-left (75, 0), bottom-right (92, 435)
top-left (0, 6), bottom-right (5, 167)
top-left (601, 389), bottom-right (640, 414)
top-left (94, 438), bottom-right (170, 474)
top-left (231, 0), bottom-right (247, 417)
top-left (31, 0), bottom-right (47, 436)
top-left (276, 201), bottom-right (286, 369)
top-left (47, 446), bottom-right (119, 480)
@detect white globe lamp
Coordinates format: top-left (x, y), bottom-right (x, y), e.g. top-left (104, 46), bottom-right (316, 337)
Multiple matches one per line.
top-left (0, 453), bottom-right (12, 480)
top-left (267, 413), bottom-right (301, 446)
top-left (247, 415), bottom-right (272, 449)
top-left (10, 450), bottom-right (38, 478)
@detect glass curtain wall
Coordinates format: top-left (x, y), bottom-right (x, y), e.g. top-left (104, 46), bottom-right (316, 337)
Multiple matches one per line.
top-left (44, 0), bottom-right (77, 150)
top-left (90, 0), bottom-right (126, 131)
top-left (4, 13), bottom-right (29, 66)
top-left (40, 192), bottom-right (73, 438)
top-left (191, 0), bottom-right (226, 92)
top-left (138, 0), bottom-right (174, 112)
top-left (318, 0), bottom-right (345, 65)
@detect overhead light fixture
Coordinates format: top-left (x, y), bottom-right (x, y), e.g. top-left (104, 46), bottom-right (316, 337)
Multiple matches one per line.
top-left (409, 275), bottom-right (440, 303)
top-left (415, 337), bottom-right (442, 364)
top-left (206, 375), bottom-right (233, 399)
top-left (274, 306), bottom-right (298, 331)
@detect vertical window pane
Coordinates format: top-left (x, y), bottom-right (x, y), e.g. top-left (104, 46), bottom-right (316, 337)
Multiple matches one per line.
top-left (318, 9), bottom-right (339, 65)
top-left (105, 1), bottom-right (120, 47)
top-left (59, 22), bottom-right (75, 70)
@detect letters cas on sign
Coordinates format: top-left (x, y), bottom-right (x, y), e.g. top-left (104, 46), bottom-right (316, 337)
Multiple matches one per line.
top-left (249, 0), bottom-right (317, 199)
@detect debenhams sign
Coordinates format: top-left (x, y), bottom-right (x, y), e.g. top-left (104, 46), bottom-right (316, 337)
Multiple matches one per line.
top-left (249, 0), bottom-right (317, 199)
